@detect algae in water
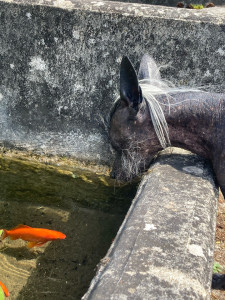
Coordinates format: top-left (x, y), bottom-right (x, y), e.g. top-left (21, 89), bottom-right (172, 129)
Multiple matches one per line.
top-left (0, 150), bottom-right (139, 299)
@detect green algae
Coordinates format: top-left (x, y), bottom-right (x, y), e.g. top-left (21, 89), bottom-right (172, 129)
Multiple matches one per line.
top-left (0, 151), bottom-right (139, 213)
top-left (191, 4), bottom-right (204, 9)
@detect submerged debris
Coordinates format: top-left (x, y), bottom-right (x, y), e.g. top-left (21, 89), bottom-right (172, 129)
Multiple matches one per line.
top-left (206, 2), bottom-right (215, 7)
top-left (177, 2), bottom-right (185, 7)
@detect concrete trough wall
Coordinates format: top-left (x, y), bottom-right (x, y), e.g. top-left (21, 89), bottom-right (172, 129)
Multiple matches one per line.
top-left (83, 150), bottom-right (219, 300)
top-left (0, 0), bottom-right (225, 163)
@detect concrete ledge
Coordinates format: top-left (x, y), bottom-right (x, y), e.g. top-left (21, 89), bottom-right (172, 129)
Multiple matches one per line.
top-left (0, 1), bottom-right (225, 164)
top-left (82, 150), bottom-right (218, 299)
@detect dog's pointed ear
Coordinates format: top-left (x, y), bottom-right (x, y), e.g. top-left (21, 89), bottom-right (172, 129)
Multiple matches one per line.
top-left (120, 56), bottom-right (142, 110)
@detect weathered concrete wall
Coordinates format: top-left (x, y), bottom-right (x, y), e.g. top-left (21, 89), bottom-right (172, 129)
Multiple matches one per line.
top-left (82, 149), bottom-right (218, 299)
top-left (0, 0), bottom-right (225, 163)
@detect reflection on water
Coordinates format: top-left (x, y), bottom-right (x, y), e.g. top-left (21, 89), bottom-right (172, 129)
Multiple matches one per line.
top-left (0, 152), bottom-right (139, 299)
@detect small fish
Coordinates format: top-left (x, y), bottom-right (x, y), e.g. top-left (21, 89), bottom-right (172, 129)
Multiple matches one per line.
top-left (0, 225), bottom-right (66, 248)
top-left (0, 281), bottom-right (9, 297)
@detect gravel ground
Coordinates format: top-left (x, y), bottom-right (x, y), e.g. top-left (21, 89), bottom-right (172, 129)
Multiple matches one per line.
top-left (211, 191), bottom-right (225, 299)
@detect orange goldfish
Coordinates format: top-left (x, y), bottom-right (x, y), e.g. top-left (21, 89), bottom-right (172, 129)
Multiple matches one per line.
top-left (0, 225), bottom-right (66, 248)
top-left (0, 281), bottom-right (9, 297)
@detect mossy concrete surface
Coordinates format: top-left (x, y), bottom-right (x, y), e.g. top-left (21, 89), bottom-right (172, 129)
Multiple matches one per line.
top-left (0, 149), bottom-right (138, 213)
top-left (0, 0), bottom-right (225, 164)
top-left (83, 149), bottom-right (218, 300)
